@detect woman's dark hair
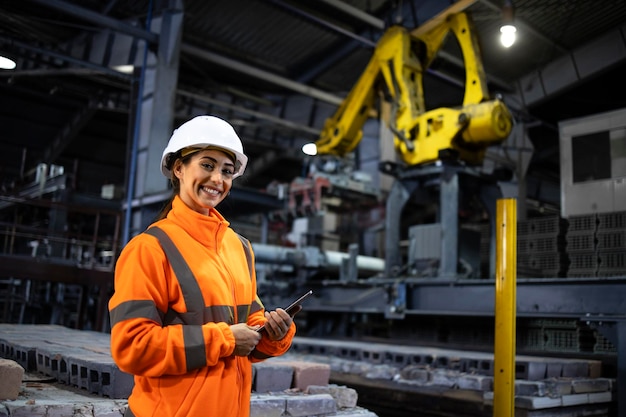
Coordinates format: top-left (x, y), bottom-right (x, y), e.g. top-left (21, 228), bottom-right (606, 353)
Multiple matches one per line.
top-left (154, 151), bottom-right (192, 221)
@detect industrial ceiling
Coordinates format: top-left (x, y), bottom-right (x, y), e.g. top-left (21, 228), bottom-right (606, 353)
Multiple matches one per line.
top-left (1, 0), bottom-right (625, 218)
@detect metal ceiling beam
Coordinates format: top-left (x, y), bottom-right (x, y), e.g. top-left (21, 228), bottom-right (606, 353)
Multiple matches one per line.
top-left (13, 1), bottom-right (343, 108)
top-left (516, 24), bottom-right (626, 107)
top-left (267, 0), bottom-right (377, 47)
top-left (178, 89), bottom-right (322, 136)
top-left (0, 36), bottom-right (133, 81)
top-left (410, 0), bottom-right (478, 36)
top-left (180, 44), bottom-right (344, 106)
top-left (318, 0), bottom-right (385, 30)
top-left (27, 0), bottom-right (158, 44)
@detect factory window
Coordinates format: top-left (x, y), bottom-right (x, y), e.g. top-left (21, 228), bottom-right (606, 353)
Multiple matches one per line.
top-left (572, 131), bottom-right (611, 183)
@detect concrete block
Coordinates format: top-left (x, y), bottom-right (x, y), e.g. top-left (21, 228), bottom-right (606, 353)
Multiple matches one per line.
top-left (68, 356), bottom-right (90, 390)
top-left (363, 364), bottom-right (397, 380)
top-left (478, 359), bottom-right (494, 376)
top-left (461, 358), bottom-right (480, 373)
top-left (285, 393), bottom-right (336, 417)
top-left (430, 369), bottom-right (458, 388)
top-left (543, 378), bottom-right (572, 396)
top-left (515, 395), bottom-right (562, 410)
top-left (0, 341), bottom-right (35, 372)
top-left (61, 404), bottom-right (94, 417)
top-left (382, 351), bottom-right (410, 367)
top-left (571, 378), bottom-right (611, 394)
top-left (399, 365), bottom-right (429, 383)
top-left (326, 409), bottom-right (378, 417)
top-left (250, 395), bottom-right (287, 417)
top-left (515, 380), bottom-right (547, 397)
top-left (307, 384), bottom-right (358, 408)
top-left (588, 361), bottom-right (602, 378)
top-left (0, 358), bottom-right (24, 400)
top-left (589, 391), bottom-right (612, 404)
top-left (561, 393), bottom-right (589, 406)
top-left (457, 374), bottom-right (492, 391)
top-left (546, 362), bottom-right (562, 378)
top-left (35, 346), bottom-right (88, 384)
top-left (359, 347), bottom-right (385, 364)
top-left (562, 361), bottom-right (591, 377)
top-left (337, 346), bottom-right (361, 361)
top-left (278, 361), bottom-right (331, 390)
top-left (100, 365), bottom-right (134, 399)
top-left (411, 353), bottom-right (435, 367)
top-left (5, 404), bottom-right (51, 416)
top-left (253, 362), bottom-right (294, 393)
top-left (91, 402), bottom-right (128, 417)
top-left (334, 360), bottom-right (371, 376)
top-left (525, 361), bottom-right (547, 381)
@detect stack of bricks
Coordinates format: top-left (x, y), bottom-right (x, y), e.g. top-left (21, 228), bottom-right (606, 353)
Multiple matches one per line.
top-left (596, 211), bottom-right (626, 277)
top-left (0, 324), bottom-right (378, 417)
top-left (566, 213), bottom-right (599, 277)
top-left (518, 216), bottom-right (568, 278)
top-left (288, 336), bottom-right (616, 414)
top-left (566, 211), bottom-right (626, 278)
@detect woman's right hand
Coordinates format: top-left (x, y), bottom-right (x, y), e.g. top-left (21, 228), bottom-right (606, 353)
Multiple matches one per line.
top-left (230, 323), bottom-right (262, 356)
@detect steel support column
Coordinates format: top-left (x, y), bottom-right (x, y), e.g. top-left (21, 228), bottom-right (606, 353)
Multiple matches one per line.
top-left (128, 2), bottom-right (183, 237)
top-left (440, 169), bottom-right (459, 278)
top-left (383, 177), bottom-right (416, 277)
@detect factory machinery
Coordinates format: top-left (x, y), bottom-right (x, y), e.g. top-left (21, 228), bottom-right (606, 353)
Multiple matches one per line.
top-left (253, 8), bottom-right (626, 417)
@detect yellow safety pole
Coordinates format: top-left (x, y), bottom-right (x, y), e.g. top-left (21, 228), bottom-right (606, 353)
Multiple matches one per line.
top-left (493, 198), bottom-right (517, 417)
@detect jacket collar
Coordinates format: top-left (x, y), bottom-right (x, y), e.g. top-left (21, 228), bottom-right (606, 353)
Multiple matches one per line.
top-left (167, 195), bottom-right (230, 245)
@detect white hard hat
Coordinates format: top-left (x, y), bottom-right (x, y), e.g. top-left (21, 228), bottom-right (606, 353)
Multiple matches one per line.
top-left (161, 115), bottom-right (248, 179)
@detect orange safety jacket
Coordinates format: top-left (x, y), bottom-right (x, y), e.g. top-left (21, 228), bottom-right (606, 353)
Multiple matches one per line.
top-left (109, 196), bottom-right (295, 417)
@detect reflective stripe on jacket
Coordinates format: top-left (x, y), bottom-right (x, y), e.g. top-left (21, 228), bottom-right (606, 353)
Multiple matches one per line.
top-left (108, 196), bottom-right (295, 417)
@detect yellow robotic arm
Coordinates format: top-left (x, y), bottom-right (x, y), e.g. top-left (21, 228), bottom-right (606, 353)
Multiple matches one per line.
top-left (314, 12), bottom-right (512, 167)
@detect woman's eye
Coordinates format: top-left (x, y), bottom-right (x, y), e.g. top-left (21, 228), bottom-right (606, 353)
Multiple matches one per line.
top-left (222, 168), bottom-right (234, 177)
top-left (201, 163), bottom-right (214, 170)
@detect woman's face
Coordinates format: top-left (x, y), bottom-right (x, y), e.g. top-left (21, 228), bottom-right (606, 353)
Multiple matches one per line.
top-left (173, 148), bottom-right (236, 214)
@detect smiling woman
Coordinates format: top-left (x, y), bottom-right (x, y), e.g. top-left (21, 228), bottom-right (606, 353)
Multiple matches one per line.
top-left (108, 114), bottom-right (299, 417)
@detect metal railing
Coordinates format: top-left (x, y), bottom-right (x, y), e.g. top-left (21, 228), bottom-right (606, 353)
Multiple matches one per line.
top-left (0, 195), bottom-right (122, 330)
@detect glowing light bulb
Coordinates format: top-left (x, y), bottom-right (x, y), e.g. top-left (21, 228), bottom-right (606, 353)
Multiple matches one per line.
top-left (301, 143), bottom-right (317, 156)
top-left (0, 56), bottom-right (16, 70)
top-left (500, 25), bottom-right (517, 48)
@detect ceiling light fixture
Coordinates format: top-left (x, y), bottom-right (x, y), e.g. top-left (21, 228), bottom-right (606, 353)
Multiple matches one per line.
top-left (112, 64), bottom-right (134, 74)
top-left (301, 143), bottom-right (317, 156)
top-left (500, 0), bottom-right (517, 48)
top-left (0, 55), bottom-right (17, 70)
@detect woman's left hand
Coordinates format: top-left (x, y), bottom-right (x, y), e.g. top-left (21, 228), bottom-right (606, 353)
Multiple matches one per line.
top-left (263, 308), bottom-right (293, 341)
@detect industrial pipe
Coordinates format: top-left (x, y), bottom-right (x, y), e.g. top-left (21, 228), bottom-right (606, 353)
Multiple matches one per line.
top-left (252, 243), bottom-right (385, 273)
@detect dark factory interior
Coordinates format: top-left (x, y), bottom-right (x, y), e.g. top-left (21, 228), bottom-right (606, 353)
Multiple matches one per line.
top-left (1, 0), bottom-right (625, 416)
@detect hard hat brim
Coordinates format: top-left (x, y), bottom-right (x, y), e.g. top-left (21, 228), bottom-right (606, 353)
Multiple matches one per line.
top-left (161, 144), bottom-right (248, 179)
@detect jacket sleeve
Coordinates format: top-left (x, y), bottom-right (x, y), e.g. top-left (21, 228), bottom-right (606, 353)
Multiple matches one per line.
top-left (108, 235), bottom-right (236, 377)
top-left (250, 319), bottom-right (296, 362)
top-left (242, 242), bottom-right (296, 362)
